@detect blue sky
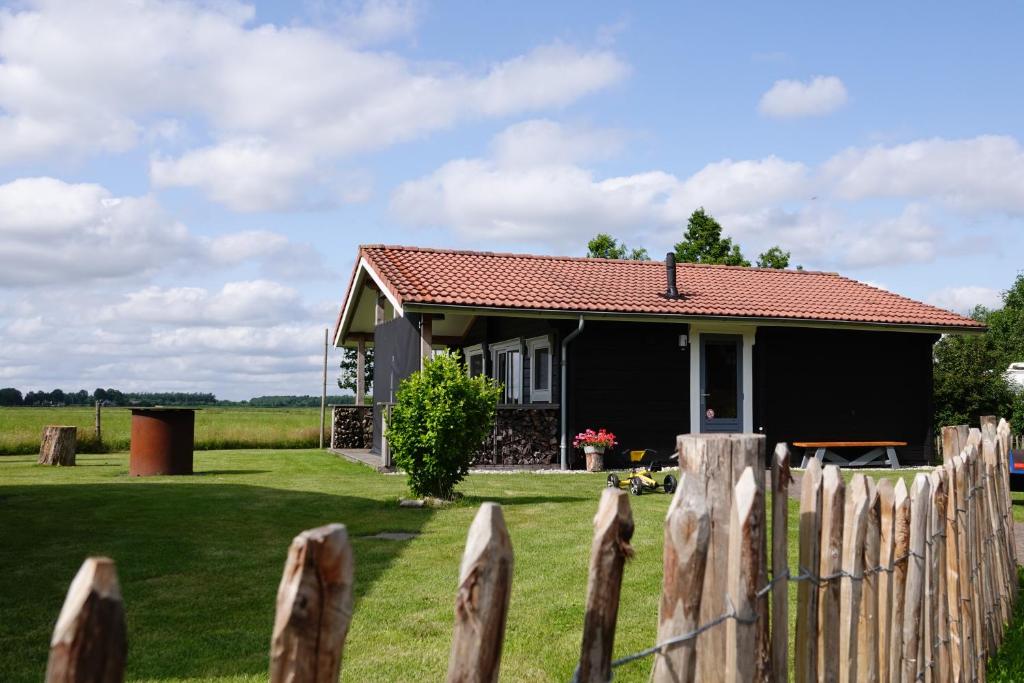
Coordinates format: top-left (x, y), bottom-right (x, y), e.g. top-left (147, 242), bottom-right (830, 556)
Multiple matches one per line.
top-left (1, 0), bottom-right (1022, 398)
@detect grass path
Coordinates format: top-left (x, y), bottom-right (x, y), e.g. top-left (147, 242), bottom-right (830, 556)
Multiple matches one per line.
top-left (0, 452), bottom-right (1020, 681)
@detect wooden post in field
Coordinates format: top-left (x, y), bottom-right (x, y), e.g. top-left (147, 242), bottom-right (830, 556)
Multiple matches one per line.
top-left (320, 328), bottom-right (328, 449)
top-left (889, 478), bottom-right (910, 681)
top-left (817, 465), bottom-right (845, 683)
top-left (902, 474), bottom-right (930, 683)
top-left (795, 457), bottom-right (822, 683)
top-left (770, 444), bottom-right (790, 683)
top-left (448, 503), bottom-right (513, 683)
top-left (270, 524), bottom-right (354, 683)
top-left (652, 474), bottom-right (708, 683)
top-left (94, 401), bottom-right (102, 446)
top-left (725, 468), bottom-right (761, 683)
top-left (678, 433), bottom-right (765, 683)
top-left (45, 557), bottom-right (126, 683)
top-left (578, 489), bottom-right (634, 683)
top-left (39, 426), bottom-right (77, 466)
top-left (876, 479), bottom-right (896, 683)
top-left (857, 477), bottom-right (880, 683)
top-left (839, 474), bottom-right (869, 683)
top-left (954, 454), bottom-right (976, 683)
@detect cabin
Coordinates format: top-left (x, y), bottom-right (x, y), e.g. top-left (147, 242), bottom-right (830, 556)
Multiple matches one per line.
top-left (332, 245), bottom-right (984, 468)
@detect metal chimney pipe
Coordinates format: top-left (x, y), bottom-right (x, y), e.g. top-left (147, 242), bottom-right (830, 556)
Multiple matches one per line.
top-left (665, 252), bottom-right (679, 299)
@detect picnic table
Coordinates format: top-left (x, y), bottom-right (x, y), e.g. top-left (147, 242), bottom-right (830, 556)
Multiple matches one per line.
top-left (795, 441), bottom-right (906, 470)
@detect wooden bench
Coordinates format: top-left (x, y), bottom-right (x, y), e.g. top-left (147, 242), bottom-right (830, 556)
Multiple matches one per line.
top-left (794, 441), bottom-right (907, 470)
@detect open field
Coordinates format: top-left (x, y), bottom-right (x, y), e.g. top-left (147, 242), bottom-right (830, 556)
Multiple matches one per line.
top-left (0, 406), bottom-right (322, 455)
top-left (1, 452), bottom-right (1021, 681)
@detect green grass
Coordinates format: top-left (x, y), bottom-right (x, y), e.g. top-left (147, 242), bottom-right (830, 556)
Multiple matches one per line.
top-left (0, 406), bottom-right (323, 455)
top-left (0, 454), bottom-right (1020, 681)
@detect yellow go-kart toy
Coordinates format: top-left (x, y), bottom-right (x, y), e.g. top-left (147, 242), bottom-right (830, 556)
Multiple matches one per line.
top-left (605, 449), bottom-right (678, 496)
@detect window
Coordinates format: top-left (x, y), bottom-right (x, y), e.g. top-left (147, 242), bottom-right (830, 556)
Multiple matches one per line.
top-left (526, 336), bottom-right (552, 403)
top-left (490, 339), bottom-right (522, 404)
top-left (464, 344), bottom-right (485, 377)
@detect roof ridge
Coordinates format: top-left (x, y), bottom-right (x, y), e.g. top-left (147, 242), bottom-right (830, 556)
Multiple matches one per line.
top-left (359, 244), bottom-right (840, 277)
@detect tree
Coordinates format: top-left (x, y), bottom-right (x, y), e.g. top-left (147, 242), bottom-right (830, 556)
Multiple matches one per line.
top-left (387, 351), bottom-right (501, 499)
top-left (756, 246), bottom-right (791, 269)
top-left (338, 346), bottom-right (374, 400)
top-left (673, 208), bottom-right (750, 266)
top-left (586, 233), bottom-right (649, 260)
top-left (0, 387), bottom-right (22, 406)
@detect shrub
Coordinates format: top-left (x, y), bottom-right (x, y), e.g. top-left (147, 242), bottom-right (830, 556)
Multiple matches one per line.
top-left (387, 351), bottom-right (501, 499)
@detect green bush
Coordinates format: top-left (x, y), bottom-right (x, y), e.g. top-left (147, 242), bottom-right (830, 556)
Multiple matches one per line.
top-left (387, 351), bottom-right (501, 499)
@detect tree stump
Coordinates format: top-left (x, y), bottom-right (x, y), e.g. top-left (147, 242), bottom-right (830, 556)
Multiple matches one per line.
top-left (39, 426), bottom-right (77, 466)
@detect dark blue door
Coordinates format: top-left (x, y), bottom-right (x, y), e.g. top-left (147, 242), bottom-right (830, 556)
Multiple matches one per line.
top-left (700, 334), bottom-right (743, 433)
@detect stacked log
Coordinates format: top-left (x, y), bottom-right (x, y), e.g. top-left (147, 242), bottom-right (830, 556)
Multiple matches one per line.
top-left (330, 407), bottom-right (373, 449)
top-left (39, 426), bottom-right (77, 466)
top-left (473, 407), bottom-right (559, 466)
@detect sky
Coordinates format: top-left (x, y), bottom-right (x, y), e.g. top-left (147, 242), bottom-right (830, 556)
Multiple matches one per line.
top-left (1, 0), bottom-right (1023, 400)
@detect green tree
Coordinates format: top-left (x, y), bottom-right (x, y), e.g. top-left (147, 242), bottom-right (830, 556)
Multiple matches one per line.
top-left (756, 246), bottom-right (791, 269)
top-left (338, 346), bottom-right (374, 401)
top-left (387, 351), bottom-right (501, 499)
top-left (586, 233), bottom-right (649, 260)
top-left (0, 387), bottom-right (22, 406)
top-left (673, 208), bottom-right (750, 266)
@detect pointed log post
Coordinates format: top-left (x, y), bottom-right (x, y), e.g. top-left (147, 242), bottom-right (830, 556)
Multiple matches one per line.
top-left (889, 478), bottom-right (911, 682)
top-left (996, 419), bottom-right (1018, 572)
top-left (839, 474), bottom-right (869, 683)
top-left (770, 444), bottom-right (790, 683)
top-left (982, 437), bottom-right (1012, 636)
top-left (678, 433), bottom-right (765, 683)
top-left (447, 503), bottom-right (514, 683)
top-left (817, 465), bottom-right (845, 683)
top-left (45, 557), bottom-right (126, 683)
top-left (876, 479), bottom-right (896, 683)
top-left (965, 444), bottom-right (994, 662)
top-left (943, 459), bottom-right (963, 683)
top-left (725, 467), bottom-right (761, 683)
top-left (270, 524), bottom-right (355, 683)
top-left (39, 426), bottom-right (77, 466)
top-left (652, 474), bottom-right (708, 683)
top-left (929, 469), bottom-right (948, 682)
top-left (857, 477), bottom-right (880, 683)
top-left (942, 426), bottom-right (964, 466)
top-left (577, 489), bottom-right (634, 683)
top-left (902, 474), bottom-right (930, 683)
top-left (954, 454), bottom-right (977, 683)
top-left (795, 457), bottom-right (823, 683)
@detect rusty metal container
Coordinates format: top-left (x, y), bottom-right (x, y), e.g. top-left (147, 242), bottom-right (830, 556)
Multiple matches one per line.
top-left (129, 408), bottom-right (195, 476)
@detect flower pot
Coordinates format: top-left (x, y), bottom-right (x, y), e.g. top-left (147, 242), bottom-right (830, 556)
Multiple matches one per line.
top-left (584, 445), bottom-right (605, 472)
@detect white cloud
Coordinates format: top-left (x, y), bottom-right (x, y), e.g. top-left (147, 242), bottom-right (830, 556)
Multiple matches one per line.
top-left (0, 1), bottom-right (627, 209)
top-left (824, 135), bottom-right (1024, 212)
top-left (758, 75), bottom-right (848, 119)
top-left (489, 119), bottom-right (626, 167)
top-left (926, 286), bottom-right (1003, 314)
top-left (98, 281), bottom-right (308, 327)
top-left (327, 0), bottom-right (421, 46)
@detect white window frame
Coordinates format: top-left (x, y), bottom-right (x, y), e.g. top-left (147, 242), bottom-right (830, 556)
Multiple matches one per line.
top-left (490, 338), bottom-right (523, 404)
top-left (464, 344), bottom-right (485, 378)
top-left (526, 335), bottom-right (553, 403)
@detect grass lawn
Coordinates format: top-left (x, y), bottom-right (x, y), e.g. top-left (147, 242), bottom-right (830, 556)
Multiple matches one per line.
top-left (0, 407), bottom-right (323, 455)
top-left (0, 452), bottom-right (1021, 681)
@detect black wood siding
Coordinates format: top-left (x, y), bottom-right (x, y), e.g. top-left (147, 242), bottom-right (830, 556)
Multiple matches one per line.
top-left (753, 326), bottom-right (939, 466)
top-left (461, 316), bottom-right (563, 404)
top-left (567, 321), bottom-right (690, 467)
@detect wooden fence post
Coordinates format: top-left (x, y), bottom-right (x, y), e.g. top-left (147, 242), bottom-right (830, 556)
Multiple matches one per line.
top-left (877, 478), bottom-right (896, 683)
top-left (447, 503), bottom-right (514, 683)
top-left (39, 426), bottom-right (77, 466)
top-left (902, 473), bottom-right (930, 683)
top-left (982, 437), bottom-right (1012, 636)
top-left (725, 467), bottom-right (761, 683)
top-left (942, 425), bottom-right (964, 466)
top-left (270, 524), bottom-right (355, 683)
top-left (943, 457), bottom-right (964, 683)
top-left (795, 457), bottom-right (823, 683)
top-left (818, 465), bottom-right (845, 683)
top-left (770, 444), bottom-right (790, 683)
top-left (996, 419), bottom-right (1018, 573)
top-left (678, 433), bottom-right (765, 683)
top-left (839, 474), bottom-right (869, 683)
top-left (954, 454), bottom-right (977, 683)
top-left (652, 473), bottom-right (708, 683)
top-left (889, 478), bottom-right (910, 682)
top-left (857, 477), bottom-right (880, 683)
top-left (578, 489), bottom-right (634, 683)
top-left (929, 469), bottom-right (949, 682)
top-left (95, 401), bottom-right (102, 446)
top-left (45, 557), bottom-right (126, 683)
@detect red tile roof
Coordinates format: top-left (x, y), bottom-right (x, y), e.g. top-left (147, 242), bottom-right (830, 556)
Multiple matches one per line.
top-left (349, 244), bottom-right (983, 331)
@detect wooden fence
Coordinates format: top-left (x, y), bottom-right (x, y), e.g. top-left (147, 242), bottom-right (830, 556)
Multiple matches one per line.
top-left (42, 420), bottom-right (1018, 683)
